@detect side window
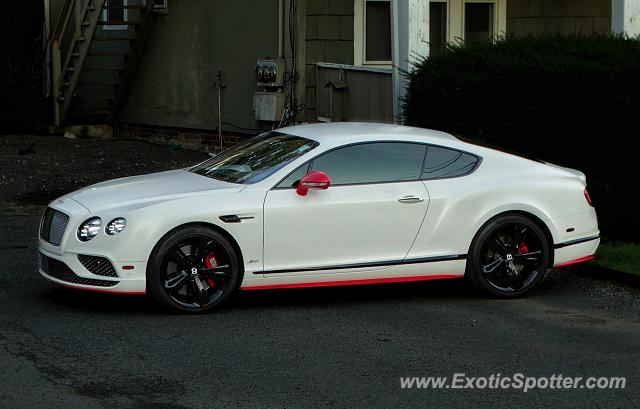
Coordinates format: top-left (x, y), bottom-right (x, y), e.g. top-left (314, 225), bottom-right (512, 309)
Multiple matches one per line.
top-left (310, 143), bottom-right (426, 185)
top-left (422, 146), bottom-right (479, 180)
top-left (276, 163), bottom-right (310, 188)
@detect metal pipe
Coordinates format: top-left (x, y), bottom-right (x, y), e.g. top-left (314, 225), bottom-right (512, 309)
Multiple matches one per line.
top-left (218, 82), bottom-right (222, 152)
top-left (278, 0), bottom-right (284, 58)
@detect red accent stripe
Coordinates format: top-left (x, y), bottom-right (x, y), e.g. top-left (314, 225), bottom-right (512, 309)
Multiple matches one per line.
top-left (63, 284), bottom-right (145, 295)
top-left (554, 255), bottom-right (595, 268)
top-left (240, 274), bottom-right (462, 291)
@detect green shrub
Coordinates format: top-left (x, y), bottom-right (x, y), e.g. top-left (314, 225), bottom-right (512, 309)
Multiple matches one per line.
top-left (404, 33), bottom-right (640, 242)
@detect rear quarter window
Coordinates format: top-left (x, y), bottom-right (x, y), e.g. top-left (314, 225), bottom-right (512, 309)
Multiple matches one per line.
top-left (422, 146), bottom-right (479, 180)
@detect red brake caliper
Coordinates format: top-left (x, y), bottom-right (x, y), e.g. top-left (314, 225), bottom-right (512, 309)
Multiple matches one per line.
top-left (517, 243), bottom-right (529, 254)
top-left (205, 252), bottom-right (218, 288)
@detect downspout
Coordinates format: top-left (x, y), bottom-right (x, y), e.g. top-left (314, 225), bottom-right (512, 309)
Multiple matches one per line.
top-left (278, 0), bottom-right (284, 59)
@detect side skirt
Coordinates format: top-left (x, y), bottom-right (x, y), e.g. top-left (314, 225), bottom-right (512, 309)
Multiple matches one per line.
top-left (240, 274), bottom-right (463, 291)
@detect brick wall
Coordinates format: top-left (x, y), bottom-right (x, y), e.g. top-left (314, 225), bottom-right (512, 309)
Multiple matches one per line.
top-left (305, 0), bottom-right (355, 121)
top-left (118, 123), bottom-right (247, 152)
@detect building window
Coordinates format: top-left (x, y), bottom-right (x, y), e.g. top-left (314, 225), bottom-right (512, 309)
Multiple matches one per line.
top-left (153, 0), bottom-right (168, 14)
top-left (365, 0), bottom-right (392, 63)
top-left (101, 0), bottom-right (128, 30)
top-left (354, 0), bottom-right (502, 65)
top-left (464, 2), bottom-right (494, 43)
top-left (430, 2), bottom-right (447, 53)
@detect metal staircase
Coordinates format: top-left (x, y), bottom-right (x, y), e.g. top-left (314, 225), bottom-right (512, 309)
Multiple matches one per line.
top-left (46, 0), bottom-right (155, 127)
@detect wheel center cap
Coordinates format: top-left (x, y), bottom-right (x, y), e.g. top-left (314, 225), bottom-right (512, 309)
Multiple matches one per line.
top-left (191, 267), bottom-right (199, 275)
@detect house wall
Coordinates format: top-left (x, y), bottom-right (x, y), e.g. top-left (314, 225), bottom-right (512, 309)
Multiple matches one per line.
top-left (1, 0), bottom-right (46, 132)
top-left (507, 0), bottom-right (611, 35)
top-left (304, 0), bottom-right (355, 121)
top-left (120, 0), bottom-right (280, 133)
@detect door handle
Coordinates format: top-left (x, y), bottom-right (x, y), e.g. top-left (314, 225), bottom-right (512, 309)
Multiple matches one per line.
top-left (398, 195), bottom-right (424, 204)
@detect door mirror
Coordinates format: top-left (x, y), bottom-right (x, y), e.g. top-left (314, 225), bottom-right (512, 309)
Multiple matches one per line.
top-left (296, 171), bottom-right (331, 196)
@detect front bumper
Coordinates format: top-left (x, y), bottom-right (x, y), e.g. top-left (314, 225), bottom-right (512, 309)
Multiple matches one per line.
top-left (39, 249), bottom-right (147, 294)
top-left (38, 199), bottom-right (147, 294)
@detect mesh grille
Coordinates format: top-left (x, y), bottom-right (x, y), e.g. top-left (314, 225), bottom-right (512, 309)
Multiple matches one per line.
top-left (40, 208), bottom-right (70, 246)
top-left (40, 253), bottom-right (119, 287)
top-left (78, 255), bottom-right (119, 277)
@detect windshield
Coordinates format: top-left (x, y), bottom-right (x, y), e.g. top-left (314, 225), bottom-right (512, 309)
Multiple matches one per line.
top-left (190, 132), bottom-right (318, 184)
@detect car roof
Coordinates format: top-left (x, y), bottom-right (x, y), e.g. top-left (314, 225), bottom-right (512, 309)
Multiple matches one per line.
top-left (277, 122), bottom-right (459, 147)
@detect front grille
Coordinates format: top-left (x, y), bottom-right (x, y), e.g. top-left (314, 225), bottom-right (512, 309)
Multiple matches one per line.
top-left (40, 253), bottom-right (118, 287)
top-left (78, 255), bottom-right (118, 277)
top-left (40, 208), bottom-right (70, 246)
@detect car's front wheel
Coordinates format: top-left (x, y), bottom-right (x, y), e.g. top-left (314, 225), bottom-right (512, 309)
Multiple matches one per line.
top-left (147, 225), bottom-right (242, 313)
top-left (466, 214), bottom-right (552, 298)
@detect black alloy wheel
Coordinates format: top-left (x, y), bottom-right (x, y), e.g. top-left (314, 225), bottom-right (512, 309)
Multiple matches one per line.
top-left (467, 214), bottom-right (551, 298)
top-left (147, 226), bottom-right (242, 313)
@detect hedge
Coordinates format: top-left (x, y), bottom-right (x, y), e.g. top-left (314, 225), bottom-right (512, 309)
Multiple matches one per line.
top-left (404, 33), bottom-right (640, 242)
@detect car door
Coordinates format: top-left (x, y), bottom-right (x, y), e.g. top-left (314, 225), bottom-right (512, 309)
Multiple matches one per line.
top-left (262, 142), bottom-right (430, 274)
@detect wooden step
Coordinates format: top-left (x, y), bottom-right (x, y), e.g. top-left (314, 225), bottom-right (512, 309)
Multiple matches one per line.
top-left (102, 5), bottom-right (148, 10)
top-left (92, 37), bottom-right (133, 42)
top-left (97, 21), bottom-right (140, 25)
top-left (78, 81), bottom-right (120, 86)
top-left (83, 66), bottom-right (125, 71)
top-left (87, 51), bottom-right (131, 56)
top-left (76, 110), bottom-right (111, 116)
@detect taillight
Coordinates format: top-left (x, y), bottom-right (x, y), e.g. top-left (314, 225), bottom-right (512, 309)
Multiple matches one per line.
top-left (584, 188), bottom-right (593, 207)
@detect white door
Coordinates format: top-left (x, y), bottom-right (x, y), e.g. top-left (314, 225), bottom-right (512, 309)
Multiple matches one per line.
top-left (263, 142), bottom-right (430, 273)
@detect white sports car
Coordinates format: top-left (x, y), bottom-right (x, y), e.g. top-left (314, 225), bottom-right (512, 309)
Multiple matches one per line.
top-left (38, 123), bottom-right (599, 313)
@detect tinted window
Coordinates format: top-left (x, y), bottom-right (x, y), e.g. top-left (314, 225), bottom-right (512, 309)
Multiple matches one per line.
top-left (422, 146), bottom-right (478, 179)
top-left (310, 143), bottom-right (426, 185)
top-left (277, 162), bottom-right (310, 188)
top-left (190, 132), bottom-right (318, 184)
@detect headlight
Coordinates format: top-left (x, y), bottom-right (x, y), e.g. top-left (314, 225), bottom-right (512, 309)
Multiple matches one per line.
top-left (77, 217), bottom-right (101, 241)
top-left (105, 218), bottom-right (127, 236)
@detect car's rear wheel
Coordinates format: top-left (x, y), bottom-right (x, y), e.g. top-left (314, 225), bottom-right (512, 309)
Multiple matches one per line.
top-left (147, 225), bottom-right (242, 313)
top-left (466, 214), bottom-right (551, 298)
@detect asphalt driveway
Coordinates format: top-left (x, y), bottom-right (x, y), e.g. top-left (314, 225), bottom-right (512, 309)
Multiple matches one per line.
top-left (1, 135), bottom-right (639, 408)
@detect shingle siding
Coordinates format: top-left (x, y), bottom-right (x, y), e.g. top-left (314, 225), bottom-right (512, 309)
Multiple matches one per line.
top-left (507, 0), bottom-right (612, 35)
top-left (304, 0), bottom-right (354, 121)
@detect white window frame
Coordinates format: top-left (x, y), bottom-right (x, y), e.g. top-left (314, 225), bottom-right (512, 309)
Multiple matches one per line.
top-left (153, 0), bottom-right (169, 14)
top-left (101, 0), bottom-right (129, 31)
top-left (430, 0), bottom-right (450, 50)
top-left (462, 0), bottom-right (498, 42)
top-left (354, 0), bottom-right (393, 67)
top-left (354, 0), bottom-right (505, 66)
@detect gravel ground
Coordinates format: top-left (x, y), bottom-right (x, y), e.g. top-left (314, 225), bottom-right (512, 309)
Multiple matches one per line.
top-left (1, 134), bottom-right (639, 409)
top-left (0, 134), bottom-right (206, 206)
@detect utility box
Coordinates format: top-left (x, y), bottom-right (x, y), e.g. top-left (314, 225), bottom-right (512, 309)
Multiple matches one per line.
top-left (255, 59), bottom-right (285, 87)
top-left (253, 91), bottom-right (286, 121)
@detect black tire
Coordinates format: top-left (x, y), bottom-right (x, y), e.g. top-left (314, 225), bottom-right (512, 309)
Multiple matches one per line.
top-left (146, 225), bottom-right (242, 313)
top-left (466, 214), bottom-right (552, 298)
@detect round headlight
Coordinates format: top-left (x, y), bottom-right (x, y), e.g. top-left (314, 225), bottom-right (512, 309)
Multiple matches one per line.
top-left (106, 218), bottom-right (127, 236)
top-left (77, 217), bottom-right (101, 241)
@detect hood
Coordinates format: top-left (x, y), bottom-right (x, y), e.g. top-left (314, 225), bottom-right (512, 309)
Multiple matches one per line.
top-left (61, 170), bottom-right (242, 212)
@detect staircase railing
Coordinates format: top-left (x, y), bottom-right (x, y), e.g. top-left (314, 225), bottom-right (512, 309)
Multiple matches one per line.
top-left (47, 0), bottom-right (107, 127)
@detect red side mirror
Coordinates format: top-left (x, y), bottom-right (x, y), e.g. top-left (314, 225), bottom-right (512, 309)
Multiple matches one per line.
top-left (296, 171), bottom-right (331, 196)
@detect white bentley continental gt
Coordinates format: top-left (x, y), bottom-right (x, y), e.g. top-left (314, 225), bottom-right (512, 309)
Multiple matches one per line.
top-left (38, 123), bottom-right (600, 313)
